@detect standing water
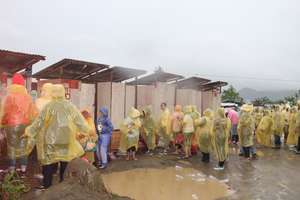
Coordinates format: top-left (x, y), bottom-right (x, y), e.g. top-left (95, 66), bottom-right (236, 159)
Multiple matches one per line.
top-left (102, 167), bottom-right (232, 200)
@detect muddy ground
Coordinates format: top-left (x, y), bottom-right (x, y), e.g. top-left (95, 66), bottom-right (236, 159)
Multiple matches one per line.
top-left (2, 145), bottom-right (300, 200)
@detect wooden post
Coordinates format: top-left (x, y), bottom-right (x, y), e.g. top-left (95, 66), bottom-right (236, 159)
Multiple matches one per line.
top-left (174, 80), bottom-right (178, 107)
top-left (134, 76), bottom-right (138, 108)
top-left (124, 83), bottom-right (127, 117)
top-left (110, 71), bottom-right (113, 118)
top-left (94, 82), bottom-right (98, 121)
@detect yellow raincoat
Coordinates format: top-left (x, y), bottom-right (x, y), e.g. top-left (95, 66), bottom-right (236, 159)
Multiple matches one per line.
top-left (196, 109), bottom-right (213, 154)
top-left (78, 110), bottom-right (98, 163)
top-left (287, 107), bottom-right (297, 145)
top-left (119, 108), bottom-right (141, 153)
top-left (141, 106), bottom-right (156, 150)
top-left (35, 83), bottom-right (53, 112)
top-left (294, 109), bottom-right (300, 140)
top-left (238, 105), bottom-right (255, 147)
top-left (158, 107), bottom-right (171, 146)
top-left (256, 110), bottom-right (273, 147)
top-left (25, 85), bottom-right (91, 165)
top-left (272, 108), bottom-right (285, 136)
top-left (254, 109), bottom-right (263, 129)
top-left (211, 108), bottom-right (230, 162)
top-left (183, 106), bottom-right (195, 146)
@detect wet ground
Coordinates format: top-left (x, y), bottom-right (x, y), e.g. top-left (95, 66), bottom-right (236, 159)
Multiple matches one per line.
top-left (102, 146), bottom-right (300, 200)
top-left (1, 146), bottom-right (300, 200)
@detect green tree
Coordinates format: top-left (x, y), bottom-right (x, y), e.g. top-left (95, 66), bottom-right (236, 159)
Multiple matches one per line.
top-left (284, 90), bottom-right (300, 106)
top-left (252, 97), bottom-right (273, 106)
top-left (221, 85), bottom-right (244, 105)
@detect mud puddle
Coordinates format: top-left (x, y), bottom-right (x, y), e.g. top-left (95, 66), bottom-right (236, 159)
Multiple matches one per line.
top-left (102, 166), bottom-right (232, 200)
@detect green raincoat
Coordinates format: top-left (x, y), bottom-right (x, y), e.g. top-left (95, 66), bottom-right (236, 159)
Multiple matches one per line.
top-left (141, 107), bottom-right (156, 150)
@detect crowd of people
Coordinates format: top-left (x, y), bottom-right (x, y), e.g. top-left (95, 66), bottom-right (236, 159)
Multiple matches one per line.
top-left (1, 73), bottom-right (300, 190)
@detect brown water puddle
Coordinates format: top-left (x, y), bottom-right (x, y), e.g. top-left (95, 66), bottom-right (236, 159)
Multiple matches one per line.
top-left (102, 167), bottom-right (231, 200)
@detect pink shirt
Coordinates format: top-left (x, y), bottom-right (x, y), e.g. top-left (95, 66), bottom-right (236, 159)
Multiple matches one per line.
top-left (228, 109), bottom-right (239, 125)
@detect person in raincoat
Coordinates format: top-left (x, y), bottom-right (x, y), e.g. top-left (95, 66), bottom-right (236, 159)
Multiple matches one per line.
top-left (141, 106), bottom-right (156, 154)
top-left (211, 108), bottom-right (231, 170)
top-left (287, 107), bottom-right (297, 149)
top-left (23, 84), bottom-right (91, 189)
top-left (0, 73), bottom-right (37, 174)
top-left (238, 105), bottom-right (255, 159)
top-left (195, 109), bottom-right (213, 163)
top-left (119, 107), bottom-right (141, 160)
top-left (283, 107), bottom-right (290, 143)
top-left (272, 105), bottom-right (285, 149)
top-left (96, 107), bottom-right (113, 169)
top-left (254, 107), bottom-right (263, 133)
top-left (256, 109), bottom-right (273, 147)
top-left (158, 103), bottom-right (171, 151)
top-left (78, 109), bottom-right (97, 164)
top-left (294, 101), bottom-right (300, 154)
top-left (227, 107), bottom-right (239, 144)
top-left (182, 106), bottom-right (195, 158)
top-left (171, 105), bottom-right (184, 154)
top-left (190, 105), bottom-right (201, 153)
top-left (35, 83), bottom-right (53, 112)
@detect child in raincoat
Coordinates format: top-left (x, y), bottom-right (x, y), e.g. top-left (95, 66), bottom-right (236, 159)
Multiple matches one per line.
top-left (78, 109), bottom-right (97, 164)
top-left (238, 105), bottom-right (255, 159)
top-left (96, 107), bottom-right (113, 169)
top-left (141, 106), bottom-right (156, 153)
top-left (24, 84), bottom-right (90, 189)
top-left (158, 103), bottom-right (171, 151)
top-left (171, 105), bottom-right (184, 154)
top-left (211, 108), bottom-right (231, 170)
top-left (182, 106), bottom-right (195, 158)
top-left (119, 107), bottom-right (141, 160)
top-left (0, 73), bottom-right (37, 174)
top-left (196, 109), bottom-right (213, 163)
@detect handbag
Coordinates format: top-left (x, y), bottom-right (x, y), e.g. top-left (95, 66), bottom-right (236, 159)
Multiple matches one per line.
top-left (84, 139), bottom-right (97, 152)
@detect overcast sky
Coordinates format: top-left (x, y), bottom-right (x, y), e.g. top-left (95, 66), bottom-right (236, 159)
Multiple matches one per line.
top-left (1, 0), bottom-right (299, 90)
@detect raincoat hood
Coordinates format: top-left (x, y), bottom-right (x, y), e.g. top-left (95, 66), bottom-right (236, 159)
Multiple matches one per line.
top-left (100, 107), bottom-right (109, 117)
top-left (52, 84), bottom-right (65, 99)
top-left (142, 106), bottom-right (152, 116)
top-left (41, 83), bottom-right (53, 98)
top-left (241, 104), bottom-right (254, 113)
top-left (184, 105), bottom-right (193, 114)
top-left (129, 107), bottom-right (140, 119)
top-left (203, 109), bottom-right (213, 119)
top-left (216, 108), bottom-right (225, 118)
top-left (191, 105), bottom-right (197, 112)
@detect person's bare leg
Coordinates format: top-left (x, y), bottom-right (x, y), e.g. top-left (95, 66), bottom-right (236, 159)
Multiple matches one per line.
top-left (133, 151), bottom-right (138, 160)
top-left (126, 151), bottom-right (130, 161)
